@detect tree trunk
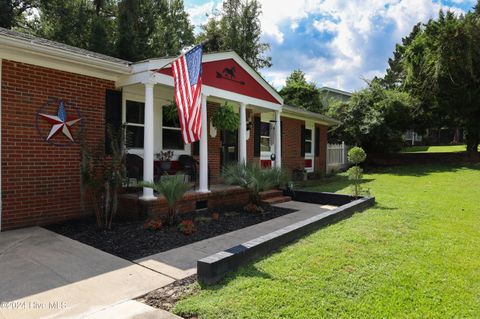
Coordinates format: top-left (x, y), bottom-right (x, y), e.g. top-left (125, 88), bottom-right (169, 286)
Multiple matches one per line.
top-left (465, 125), bottom-right (479, 155)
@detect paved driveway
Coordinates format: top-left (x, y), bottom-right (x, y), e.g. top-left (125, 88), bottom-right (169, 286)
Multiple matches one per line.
top-left (0, 227), bottom-right (173, 319)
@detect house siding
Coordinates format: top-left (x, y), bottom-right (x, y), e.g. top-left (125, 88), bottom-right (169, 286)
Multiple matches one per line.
top-left (1, 60), bottom-right (114, 230)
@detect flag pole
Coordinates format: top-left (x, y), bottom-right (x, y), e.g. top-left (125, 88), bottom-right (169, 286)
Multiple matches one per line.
top-left (152, 39), bottom-right (210, 73)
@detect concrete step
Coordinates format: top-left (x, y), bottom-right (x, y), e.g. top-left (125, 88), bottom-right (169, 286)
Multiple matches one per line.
top-left (259, 189), bottom-right (284, 200)
top-left (261, 196), bottom-right (292, 205)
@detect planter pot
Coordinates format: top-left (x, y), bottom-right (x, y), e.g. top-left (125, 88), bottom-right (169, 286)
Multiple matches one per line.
top-left (159, 160), bottom-right (171, 171)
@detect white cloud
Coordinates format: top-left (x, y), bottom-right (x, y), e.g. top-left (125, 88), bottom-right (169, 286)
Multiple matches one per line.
top-left (187, 0), bottom-right (469, 91)
top-left (259, 0), bottom-right (467, 91)
top-left (186, 1), bottom-right (220, 28)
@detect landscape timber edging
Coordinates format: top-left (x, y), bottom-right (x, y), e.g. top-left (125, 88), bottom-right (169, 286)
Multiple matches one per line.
top-left (197, 195), bottom-right (375, 285)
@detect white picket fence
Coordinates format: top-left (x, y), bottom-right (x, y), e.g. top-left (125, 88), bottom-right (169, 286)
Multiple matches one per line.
top-left (326, 142), bottom-right (349, 174)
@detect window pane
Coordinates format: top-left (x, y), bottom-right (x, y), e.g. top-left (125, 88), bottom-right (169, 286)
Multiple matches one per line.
top-left (126, 101), bottom-right (145, 124)
top-left (126, 126), bottom-right (144, 148)
top-left (261, 137), bottom-right (270, 152)
top-left (260, 122), bottom-right (270, 137)
top-left (163, 105), bottom-right (180, 128)
top-left (305, 129), bottom-right (312, 140)
top-left (163, 129), bottom-right (184, 150)
top-left (305, 141), bottom-right (312, 154)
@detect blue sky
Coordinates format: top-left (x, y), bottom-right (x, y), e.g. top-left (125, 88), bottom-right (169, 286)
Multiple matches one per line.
top-left (185, 0), bottom-right (475, 92)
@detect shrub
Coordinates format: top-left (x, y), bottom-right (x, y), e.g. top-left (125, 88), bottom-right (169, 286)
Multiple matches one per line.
top-left (178, 219), bottom-right (196, 235)
top-left (141, 175), bottom-right (191, 225)
top-left (346, 146), bottom-right (367, 196)
top-left (348, 147), bottom-right (367, 164)
top-left (144, 218), bottom-right (163, 231)
top-left (80, 125), bottom-right (126, 229)
top-left (222, 163), bottom-right (287, 208)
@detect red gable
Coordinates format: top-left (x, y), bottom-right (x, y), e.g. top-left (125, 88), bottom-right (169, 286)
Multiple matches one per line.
top-left (159, 58), bottom-right (280, 104)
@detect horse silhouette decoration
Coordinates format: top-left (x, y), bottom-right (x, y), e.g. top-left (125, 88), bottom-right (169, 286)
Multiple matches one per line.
top-left (216, 66), bottom-right (246, 85)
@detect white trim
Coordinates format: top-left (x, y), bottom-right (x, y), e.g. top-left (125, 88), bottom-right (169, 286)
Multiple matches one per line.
top-left (0, 34), bottom-right (131, 81)
top-left (198, 94), bottom-right (209, 193)
top-left (0, 59), bottom-right (2, 231)
top-left (141, 82), bottom-right (155, 200)
top-left (304, 122), bottom-right (315, 173)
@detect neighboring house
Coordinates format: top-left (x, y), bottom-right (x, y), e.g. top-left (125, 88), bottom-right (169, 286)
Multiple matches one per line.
top-left (320, 86), bottom-right (352, 106)
top-left (0, 28), bottom-right (340, 230)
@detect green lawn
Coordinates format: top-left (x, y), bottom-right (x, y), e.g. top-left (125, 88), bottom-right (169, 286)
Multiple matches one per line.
top-left (400, 144), bottom-right (469, 153)
top-left (175, 164), bottom-right (480, 318)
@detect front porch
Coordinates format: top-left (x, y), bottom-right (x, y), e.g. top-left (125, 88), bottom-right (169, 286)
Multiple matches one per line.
top-left (114, 52), bottom-right (284, 200)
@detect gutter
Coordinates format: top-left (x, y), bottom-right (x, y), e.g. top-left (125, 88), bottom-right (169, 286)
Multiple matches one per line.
top-left (0, 35), bottom-right (132, 75)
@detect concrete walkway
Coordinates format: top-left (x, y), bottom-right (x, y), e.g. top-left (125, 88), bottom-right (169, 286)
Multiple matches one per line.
top-left (136, 201), bottom-right (334, 279)
top-left (0, 227), bottom-right (174, 319)
top-left (0, 202), bottom-right (335, 319)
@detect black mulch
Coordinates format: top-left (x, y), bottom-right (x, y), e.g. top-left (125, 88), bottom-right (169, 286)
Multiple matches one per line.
top-left (46, 205), bottom-right (297, 261)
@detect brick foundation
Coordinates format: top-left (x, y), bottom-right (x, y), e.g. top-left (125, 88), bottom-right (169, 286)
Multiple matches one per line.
top-left (119, 186), bottom-right (251, 220)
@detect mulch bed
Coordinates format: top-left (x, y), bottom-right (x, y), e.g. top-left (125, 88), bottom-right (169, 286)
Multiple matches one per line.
top-left (46, 205), bottom-right (296, 260)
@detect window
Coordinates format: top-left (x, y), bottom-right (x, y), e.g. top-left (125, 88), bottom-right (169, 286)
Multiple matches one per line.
top-left (260, 122), bottom-right (271, 152)
top-left (305, 128), bottom-right (312, 154)
top-left (125, 100), bottom-right (144, 148)
top-left (162, 106), bottom-right (184, 150)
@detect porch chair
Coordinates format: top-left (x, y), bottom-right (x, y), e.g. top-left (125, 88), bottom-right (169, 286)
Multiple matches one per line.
top-left (178, 155), bottom-right (198, 188)
top-left (125, 154), bottom-right (143, 189)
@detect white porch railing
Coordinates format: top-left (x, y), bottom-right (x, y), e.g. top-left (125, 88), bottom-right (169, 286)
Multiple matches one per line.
top-left (326, 141), bottom-right (349, 174)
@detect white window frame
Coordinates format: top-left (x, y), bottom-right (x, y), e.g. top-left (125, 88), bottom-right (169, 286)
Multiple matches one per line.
top-left (124, 99), bottom-right (145, 151)
top-left (160, 103), bottom-right (187, 152)
top-left (260, 121), bottom-right (271, 155)
top-left (304, 122), bottom-right (315, 172)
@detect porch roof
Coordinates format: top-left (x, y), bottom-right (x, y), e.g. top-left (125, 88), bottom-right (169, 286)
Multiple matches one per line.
top-left (116, 51), bottom-right (283, 111)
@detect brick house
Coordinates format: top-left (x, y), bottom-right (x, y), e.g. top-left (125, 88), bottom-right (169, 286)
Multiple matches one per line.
top-left (0, 28), bottom-right (340, 230)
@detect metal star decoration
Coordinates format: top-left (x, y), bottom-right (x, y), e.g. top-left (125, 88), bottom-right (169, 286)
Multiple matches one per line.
top-left (39, 101), bottom-right (81, 142)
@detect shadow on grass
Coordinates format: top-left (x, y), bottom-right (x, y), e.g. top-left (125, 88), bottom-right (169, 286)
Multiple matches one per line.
top-left (372, 163), bottom-right (480, 177)
top-left (302, 175), bottom-right (375, 194)
top-left (199, 265), bottom-right (273, 291)
top-left (401, 146), bottom-right (429, 153)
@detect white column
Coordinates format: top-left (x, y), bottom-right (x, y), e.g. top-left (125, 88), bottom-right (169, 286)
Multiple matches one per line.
top-left (238, 102), bottom-right (247, 164)
top-left (141, 82), bottom-right (155, 200)
top-left (275, 110), bottom-right (282, 168)
top-left (198, 94), bottom-right (210, 192)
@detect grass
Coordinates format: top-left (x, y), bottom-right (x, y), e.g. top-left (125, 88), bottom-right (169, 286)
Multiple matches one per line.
top-left (400, 144), bottom-right (470, 153)
top-left (174, 164), bottom-right (480, 318)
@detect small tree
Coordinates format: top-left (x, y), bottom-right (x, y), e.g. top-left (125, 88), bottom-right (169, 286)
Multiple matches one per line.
top-left (346, 147), bottom-right (367, 196)
top-left (141, 175), bottom-right (191, 225)
top-left (80, 125), bottom-right (126, 229)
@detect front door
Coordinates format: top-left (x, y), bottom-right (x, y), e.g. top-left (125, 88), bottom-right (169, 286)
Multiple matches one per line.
top-left (221, 130), bottom-right (238, 167)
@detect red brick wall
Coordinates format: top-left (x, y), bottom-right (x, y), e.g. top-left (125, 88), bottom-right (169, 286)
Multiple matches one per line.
top-left (1, 60), bottom-right (114, 230)
top-left (280, 116), bottom-right (328, 177)
top-left (280, 116), bottom-right (304, 176)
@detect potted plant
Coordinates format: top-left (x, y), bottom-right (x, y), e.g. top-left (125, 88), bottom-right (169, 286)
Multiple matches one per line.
top-left (163, 101), bottom-right (179, 126)
top-left (157, 150), bottom-right (174, 171)
top-left (211, 102), bottom-right (240, 131)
